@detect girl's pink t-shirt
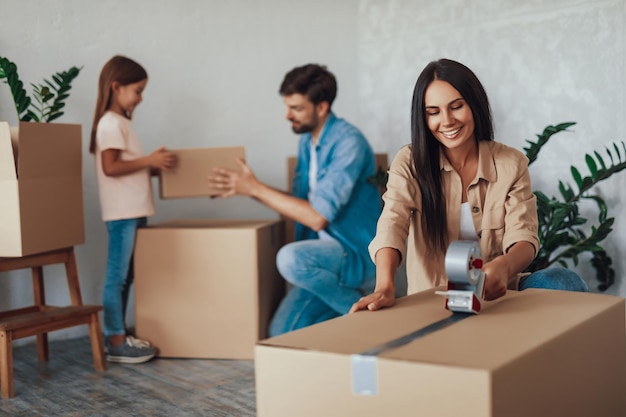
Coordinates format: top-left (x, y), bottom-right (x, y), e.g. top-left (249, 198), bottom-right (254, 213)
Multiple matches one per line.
top-left (95, 111), bottom-right (155, 221)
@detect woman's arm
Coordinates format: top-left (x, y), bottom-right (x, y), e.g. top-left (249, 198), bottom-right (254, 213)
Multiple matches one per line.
top-left (349, 247), bottom-right (400, 312)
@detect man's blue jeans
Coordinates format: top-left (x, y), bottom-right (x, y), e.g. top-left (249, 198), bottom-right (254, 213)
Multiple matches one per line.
top-left (269, 239), bottom-right (374, 337)
top-left (103, 217), bottom-right (147, 337)
top-left (518, 267), bottom-right (589, 292)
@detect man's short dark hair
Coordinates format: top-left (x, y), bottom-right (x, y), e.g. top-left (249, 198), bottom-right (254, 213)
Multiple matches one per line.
top-left (279, 64), bottom-right (337, 107)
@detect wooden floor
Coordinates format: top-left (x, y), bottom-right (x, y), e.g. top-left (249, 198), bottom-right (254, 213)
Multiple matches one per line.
top-left (1, 336), bottom-right (257, 416)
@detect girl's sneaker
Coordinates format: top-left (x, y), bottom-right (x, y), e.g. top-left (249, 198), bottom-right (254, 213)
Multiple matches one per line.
top-left (106, 337), bottom-right (157, 364)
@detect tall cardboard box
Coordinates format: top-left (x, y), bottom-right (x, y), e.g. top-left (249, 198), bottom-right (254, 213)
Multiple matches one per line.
top-left (256, 288), bottom-right (626, 417)
top-left (0, 121), bottom-right (84, 257)
top-left (158, 146), bottom-right (245, 199)
top-left (134, 219), bottom-right (285, 359)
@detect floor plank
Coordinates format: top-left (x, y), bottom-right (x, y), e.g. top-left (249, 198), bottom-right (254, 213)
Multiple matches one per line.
top-left (1, 337), bottom-right (256, 416)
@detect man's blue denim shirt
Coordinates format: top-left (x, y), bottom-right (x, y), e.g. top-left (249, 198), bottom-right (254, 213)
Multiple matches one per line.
top-left (292, 112), bottom-right (381, 288)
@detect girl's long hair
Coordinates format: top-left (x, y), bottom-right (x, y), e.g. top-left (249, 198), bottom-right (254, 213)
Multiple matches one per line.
top-left (89, 55), bottom-right (147, 153)
top-left (410, 59), bottom-right (493, 254)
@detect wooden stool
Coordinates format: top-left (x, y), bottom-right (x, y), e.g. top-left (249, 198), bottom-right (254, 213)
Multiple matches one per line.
top-left (0, 247), bottom-right (106, 398)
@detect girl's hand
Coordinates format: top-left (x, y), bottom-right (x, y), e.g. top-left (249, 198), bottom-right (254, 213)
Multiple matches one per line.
top-left (349, 288), bottom-right (395, 313)
top-left (481, 256), bottom-right (510, 301)
top-left (149, 146), bottom-right (177, 171)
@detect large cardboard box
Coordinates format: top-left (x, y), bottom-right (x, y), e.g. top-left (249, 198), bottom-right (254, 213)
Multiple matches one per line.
top-left (0, 121), bottom-right (84, 257)
top-left (134, 219), bottom-right (285, 359)
top-left (159, 146), bottom-right (245, 199)
top-left (256, 287), bottom-right (626, 417)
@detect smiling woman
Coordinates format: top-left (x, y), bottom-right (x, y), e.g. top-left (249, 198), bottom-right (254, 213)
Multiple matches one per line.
top-left (350, 58), bottom-right (588, 315)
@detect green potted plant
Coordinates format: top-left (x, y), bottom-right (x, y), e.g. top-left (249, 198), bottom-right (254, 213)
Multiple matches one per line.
top-left (0, 56), bottom-right (81, 122)
top-left (523, 122), bottom-right (626, 291)
top-left (0, 55), bottom-right (85, 256)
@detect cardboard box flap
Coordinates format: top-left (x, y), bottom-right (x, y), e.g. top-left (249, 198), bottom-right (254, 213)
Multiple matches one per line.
top-left (258, 288), bottom-right (624, 370)
top-left (0, 122), bottom-right (16, 180)
top-left (16, 122), bottom-right (82, 179)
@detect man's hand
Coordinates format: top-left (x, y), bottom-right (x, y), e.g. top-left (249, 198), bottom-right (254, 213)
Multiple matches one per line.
top-left (208, 158), bottom-right (260, 198)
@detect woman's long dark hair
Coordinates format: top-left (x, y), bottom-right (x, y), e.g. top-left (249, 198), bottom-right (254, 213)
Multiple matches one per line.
top-left (410, 59), bottom-right (493, 253)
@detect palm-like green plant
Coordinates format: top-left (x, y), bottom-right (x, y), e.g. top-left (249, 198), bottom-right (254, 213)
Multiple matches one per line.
top-left (524, 122), bottom-right (626, 290)
top-left (0, 56), bottom-right (81, 122)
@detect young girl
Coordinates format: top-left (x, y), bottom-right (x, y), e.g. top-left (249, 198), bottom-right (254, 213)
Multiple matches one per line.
top-left (351, 58), bottom-right (588, 313)
top-left (90, 55), bottom-right (176, 363)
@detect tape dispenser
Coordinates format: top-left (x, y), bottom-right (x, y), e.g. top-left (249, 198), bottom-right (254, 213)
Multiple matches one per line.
top-left (435, 240), bottom-right (486, 314)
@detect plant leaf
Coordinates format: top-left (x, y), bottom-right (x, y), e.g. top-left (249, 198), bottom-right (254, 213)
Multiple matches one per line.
top-left (524, 122), bottom-right (576, 165)
top-left (0, 56), bottom-right (33, 120)
top-left (585, 154), bottom-right (598, 178)
top-left (594, 151), bottom-right (606, 170)
top-left (570, 166), bottom-right (582, 190)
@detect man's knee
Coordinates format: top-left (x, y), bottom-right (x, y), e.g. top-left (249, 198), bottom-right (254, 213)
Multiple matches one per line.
top-left (276, 243), bottom-right (300, 283)
top-left (521, 267), bottom-right (589, 292)
top-left (276, 241), bottom-right (339, 288)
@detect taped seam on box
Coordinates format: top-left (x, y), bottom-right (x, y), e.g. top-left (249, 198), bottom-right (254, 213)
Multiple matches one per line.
top-left (351, 312), bottom-right (472, 396)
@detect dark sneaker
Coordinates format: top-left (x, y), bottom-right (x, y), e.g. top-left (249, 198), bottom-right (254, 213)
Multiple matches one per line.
top-left (106, 337), bottom-right (157, 364)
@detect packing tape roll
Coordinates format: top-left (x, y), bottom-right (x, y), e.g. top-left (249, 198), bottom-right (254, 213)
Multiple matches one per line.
top-left (445, 240), bottom-right (483, 285)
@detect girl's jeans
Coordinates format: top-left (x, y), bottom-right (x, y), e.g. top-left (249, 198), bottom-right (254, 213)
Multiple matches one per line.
top-left (103, 217), bottom-right (147, 337)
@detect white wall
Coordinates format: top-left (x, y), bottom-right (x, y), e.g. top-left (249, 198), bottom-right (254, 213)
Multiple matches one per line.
top-left (1, 0), bottom-right (624, 342)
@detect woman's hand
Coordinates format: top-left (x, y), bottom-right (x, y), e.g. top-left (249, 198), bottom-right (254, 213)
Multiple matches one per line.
top-left (349, 288), bottom-right (395, 313)
top-left (350, 248), bottom-right (400, 313)
top-left (481, 256), bottom-right (510, 301)
top-left (481, 241), bottom-right (535, 301)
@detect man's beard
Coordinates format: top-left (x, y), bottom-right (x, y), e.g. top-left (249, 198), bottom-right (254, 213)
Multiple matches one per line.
top-left (290, 113), bottom-right (319, 134)
top-left (291, 122), bottom-right (316, 134)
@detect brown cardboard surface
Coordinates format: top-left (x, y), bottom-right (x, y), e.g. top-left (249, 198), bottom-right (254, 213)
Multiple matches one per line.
top-left (134, 219), bottom-right (285, 359)
top-left (0, 122), bottom-right (84, 257)
top-left (255, 288), bottom-right (626, 417)
top-left (159, 146), bottom-right (245, 199)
